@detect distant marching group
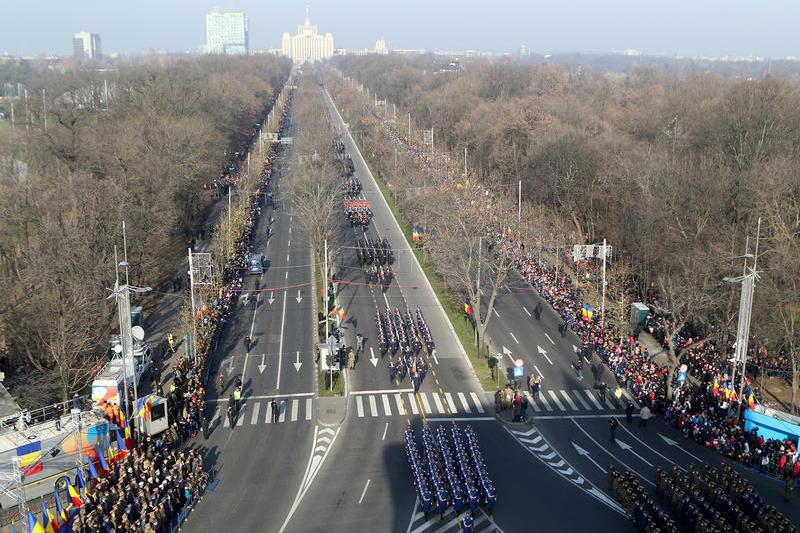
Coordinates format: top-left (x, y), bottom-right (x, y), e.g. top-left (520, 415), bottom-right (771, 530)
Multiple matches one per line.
top-left (376, 306), bottom-right (434, 391)
top-left (357, 236), bottom-right (393, 290)
top-left (405, 426), bottom-right (496, 531)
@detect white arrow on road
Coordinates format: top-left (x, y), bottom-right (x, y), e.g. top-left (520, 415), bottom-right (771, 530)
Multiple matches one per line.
top-left (268, 291), bottom-right (275, 305)
top-left (293, 351), bottom-right (302, 372)
top-left (296, 290), bottom-right (303, 303)
top-left (369, 347), bottom-right (379, 367)
top-left (257, 354), bottom-right (267, 374)
top-left (537, 345), bottom-right (554, 365)
top-left (522, 306), bottom-right (531, 317)
top-left (502, 346), bottom-right (514, 365)
top-left (615, 439), bottom-right (654, 467)
top-left (571, 442), bottom-right (607, 473)
top-left (658, 433), bottom-right (703, 463)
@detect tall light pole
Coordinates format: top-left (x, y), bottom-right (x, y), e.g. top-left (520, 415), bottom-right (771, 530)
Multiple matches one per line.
top-left (518, 180), bottom-right (522, 223)
top-left (724, 217), bottom-right (761, 419)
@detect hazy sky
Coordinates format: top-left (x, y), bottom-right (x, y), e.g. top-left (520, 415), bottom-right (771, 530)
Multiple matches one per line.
top-left (2, 0), bottom-right (798, 58)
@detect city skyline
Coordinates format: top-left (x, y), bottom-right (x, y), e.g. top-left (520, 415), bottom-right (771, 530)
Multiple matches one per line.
top-left (1, 1), bottom-right (799, 59)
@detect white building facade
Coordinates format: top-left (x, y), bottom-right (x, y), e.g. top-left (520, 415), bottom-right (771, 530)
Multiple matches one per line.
top-left (281, 8), bottom-right (333, 63)
top-left (72, 32), bottom-right (101, 60)
top-left (206, 11), bottom-right (249, 55)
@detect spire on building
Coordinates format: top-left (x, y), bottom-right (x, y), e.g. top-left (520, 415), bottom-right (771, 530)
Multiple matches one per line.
top-left (304, 6), bottom-right (311, 26)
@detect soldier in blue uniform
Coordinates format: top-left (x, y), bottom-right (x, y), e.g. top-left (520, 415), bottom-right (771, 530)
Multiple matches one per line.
top-left (421, 487), bottom-right (433, 519)
top-left (436, 484), bottom-right (449, 519)
top-left (467, 483), bottom-right (479, 512)
top-left (461, 511), bottom-right (474, 533)
top-left (485, 484), bottom-right (496, 516)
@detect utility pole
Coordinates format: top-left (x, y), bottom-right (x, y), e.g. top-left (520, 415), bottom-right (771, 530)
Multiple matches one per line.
top-left (9, 102), bottom-right (13, 129)
top-left (476, 236), bottom-right (482, 357)
top-left (41, 88), bottom-right (47, 131)
top-left (108, 244), bottom-right (151, 437)
top-left (188, 248), bottom-right (198, 362)
top-left (601, 238), bottom-right (607, 328)
top-left (464, 147), bottom-right (467, 179)
top-left (104, 79), bottom-right (109, 110)
top-left (725, 217), bottom-right (761, 419)
top-left (518, 180), bottom-right (522, 223)
top-left (11, 457), bottom-right (26, 532)
top-left (324, 239), bottom-right (332, 390)
top-left (408, 112), bottom-right (411, 140)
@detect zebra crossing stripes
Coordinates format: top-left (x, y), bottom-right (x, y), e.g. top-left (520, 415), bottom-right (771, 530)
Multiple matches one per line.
top-left (405, 501), bottom-right (501, 533)
top-left (352, 391), bottom-right (486, 418)
top-left (217, 397), bottom-right (314, 427)
top-left (525, 389), bottom-right (626, 413)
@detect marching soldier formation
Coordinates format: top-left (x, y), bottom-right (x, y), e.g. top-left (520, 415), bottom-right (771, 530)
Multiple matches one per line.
top-left (405, 426), bottom-right (495, 528)
top-left (607, 462), bottom-right (796, 532)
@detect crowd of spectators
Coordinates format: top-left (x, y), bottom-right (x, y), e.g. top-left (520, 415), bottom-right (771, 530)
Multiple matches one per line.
top-left (73, 441), bottom-right (208, 532)
top-left (375, 108), bottom-right (800, 489)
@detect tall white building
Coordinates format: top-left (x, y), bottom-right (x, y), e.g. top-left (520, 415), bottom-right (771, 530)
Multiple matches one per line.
top-left (281, 8), bottom-right (334, 63)
top-left (206, 11), bottom-right (249, 55)
top-left (72, 31), bottom-right (101, 60)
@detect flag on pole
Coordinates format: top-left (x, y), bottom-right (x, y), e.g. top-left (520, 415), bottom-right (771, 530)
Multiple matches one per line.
top-left (27, 511), bottom-right (45, 533)
top-left (40, 499), bottom-right (58, 533)
top-left (74, 467), bottom-right (86, 497)
top-left (93, 447), bottom-right (109, 474)
top-left (86, 458), bottom-right (99, 480)
top-left (713, 376), bottom-right (720, 397)
top-left (16, 441), bottom-right (43, 476)
top-left (54, 489), bottom-right (67, 523)
top-left (464, 303), bottom-right (472, 315)
top-left (66, 479), bottom-right (83, 509)
top-left (581, 304), bottom-right (593, 321)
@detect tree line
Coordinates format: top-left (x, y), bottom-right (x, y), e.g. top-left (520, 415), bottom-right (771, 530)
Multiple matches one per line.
top-left (0, 55), bottom-right (290, 405)
top-left (329, 54), bottom-right (800, 410)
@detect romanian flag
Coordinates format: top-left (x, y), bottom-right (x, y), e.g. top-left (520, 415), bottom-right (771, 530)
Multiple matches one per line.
top-left (137, 395), bottom-right (154, 422)
top-left (712, 376), bottom-right (720, 397)
top-left (746, 387), bottom-right (756, 410)
top-left (464, 303), bottom-right (472, 315)
top-left (581, 304), bottom-right (593, 321)
top-left (119, 412), bottom-right (133, 449)
top-left (86, 458), bottom-right (99, 480)
top-left (17, 441), bottom-right (43, 477)
top-left (66, 479), bottom-right (82, 509)
top-left (40, 499), bottom-right (58, 533)
top-left (116, 429), bottom-right (128, 455)
top-left (54, 489), bottom-right (67, 523)
top-left (336, 305), bottom-right (346, 319)
top-left (411, 226), bottom-right (422, 242)
top-left (27, 511), bottom-right (45, 533)
top-left (74, 467), bottom-right (86, 497)
top-left (93, 446), bottom-right (109, 474)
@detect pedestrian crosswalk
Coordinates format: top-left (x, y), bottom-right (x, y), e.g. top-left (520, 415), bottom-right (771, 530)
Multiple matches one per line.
top-left (214, 397), bottom-right (314, 427)
top-left (353, 391), bottom-right (487, 418)
top-left (406, 504), bottom-right (502, 533)
top-left (524, 388), bottom-right (639, 413)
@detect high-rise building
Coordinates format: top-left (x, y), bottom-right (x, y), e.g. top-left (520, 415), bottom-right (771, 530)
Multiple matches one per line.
top-left (72, 31), bottom-right (102, 60)
top-left (281, 8), bottom-right (334, 63)
top-left (206, 11), bottom-right (249, 55)
top-left (374, 39), bottom-right (389, 55)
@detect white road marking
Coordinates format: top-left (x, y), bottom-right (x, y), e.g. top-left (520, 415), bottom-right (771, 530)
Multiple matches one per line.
top-left (382, 422), bottom-right (389, 441)
top-left (291, 399), bottom-right (299, 422)
top-left (583, 390), bottom-right (603, 409)
top-left (420, 393), bottom-right (432, 414)
top-left (285, 271), bottom-right (288, 279)
top-left (407, 393), bottom-right (419, 414)
top-left (548, 390), bottom-right (566, 411)
top-left (369, 395), bottom-right (378, 416)
top-left (352, 388), bottom-right (414, 395)
top-left (560, 390), bottom-right (579, 410)
top-left (209, 392), bottom-right (314, 403)
top-left (538, 391), bottom-right (553, 411)
top-left (356, 395), bottom-right (365, 417)
top-left (382, 394), bottom-right (392, 416)
top-left (544, 333), bottom-right (555, 345)
top-left (509, 331), bottom-right (520, 344)
top-left (570, 418), bottom-right (655, 487)
top-left (444, 393), bottom-right (457, 414)
top-left (425, 417), bottom-right (494, 423)
top-left (394, 394), bottom-right (406, 415)
top-left (493, 308), bottom-right (500, 318)
top-left (358, 479), bottom-right (371, 504)
top-left (533, 364), bottom-right (544, 378)
top-left (522, 306), bottom-right (531, 317)
top-left (457, 392), bottom-right (471, 413)
top-left (305, 398), bottom-right (313, 420)
top-left (572, 390), bottom-right (591, 410)
top-left (279, 403), bottom-right (286, 423)
top-left (237, 413), bottom-right (244, 426)
top-left (276, 289), bottom-right (288, 389)
top-left (286, 253), bottom-right (290, 262)
top-left (431, 393), bottom-right (445, 414)
top-left (251, 402), bottom-right (260, 424)
top-left (469, 392), bottom-right (485, 413)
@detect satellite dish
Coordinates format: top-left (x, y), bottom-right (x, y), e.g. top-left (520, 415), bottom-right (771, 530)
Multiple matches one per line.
top-left (113, 344), bottom-right (123, 354)
top-left (131, 326), bottom-right (145, 342)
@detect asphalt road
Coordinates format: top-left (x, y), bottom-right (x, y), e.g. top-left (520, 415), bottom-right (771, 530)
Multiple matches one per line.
top-left (186, 93), bottom-right (319, 533)
top-left (186, 80), bottom-right (800, 532)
